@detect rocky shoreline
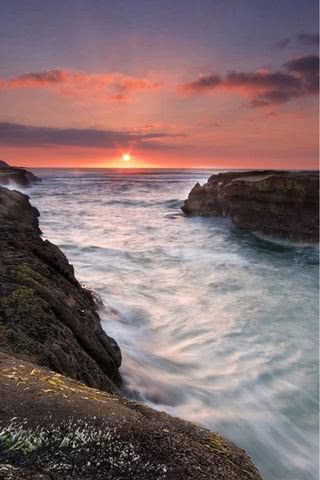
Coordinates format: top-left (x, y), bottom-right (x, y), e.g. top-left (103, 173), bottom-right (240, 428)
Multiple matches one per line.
top-left (0, 160), bottom-right (41, 187)
top-left (182, 170), bottom-right (319, 242)
top-left (0, 176), bottom-right (262, 479)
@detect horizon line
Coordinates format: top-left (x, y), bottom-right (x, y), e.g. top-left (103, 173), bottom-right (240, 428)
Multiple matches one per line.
top-left (26, 166), bottom-right (319, 171)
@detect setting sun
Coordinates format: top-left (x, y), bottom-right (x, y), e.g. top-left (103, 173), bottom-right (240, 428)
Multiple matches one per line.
top-left (122, 153), bottom-right (131, 162)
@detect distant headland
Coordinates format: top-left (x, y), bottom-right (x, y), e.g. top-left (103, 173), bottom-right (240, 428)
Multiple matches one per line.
top-left (0, 159), bottom-right (41, 187)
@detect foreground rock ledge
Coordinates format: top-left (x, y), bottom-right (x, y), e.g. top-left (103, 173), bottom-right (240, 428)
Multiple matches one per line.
top-left (182, 170), bottom-right (319, 242)
top-left (0, 186), bottom-right (262, 479)
top-left (0, 352), bottom-right (262, 480)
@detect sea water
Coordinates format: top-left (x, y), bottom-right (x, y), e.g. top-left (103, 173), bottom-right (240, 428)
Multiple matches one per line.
top-left (25, 168), bottom-right (318, 480)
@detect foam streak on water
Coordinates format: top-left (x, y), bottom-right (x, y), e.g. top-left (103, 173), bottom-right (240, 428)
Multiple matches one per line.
top-left (27, 169), bottom-right (318, 480)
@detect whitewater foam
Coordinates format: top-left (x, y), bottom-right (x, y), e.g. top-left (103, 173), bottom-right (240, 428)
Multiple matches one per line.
top-left (30, 168), bottom-right (319, 480)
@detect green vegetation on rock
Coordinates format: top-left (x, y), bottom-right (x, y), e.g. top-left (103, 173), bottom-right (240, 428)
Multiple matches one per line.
top-left (0, 287), bottom-right (36, 315)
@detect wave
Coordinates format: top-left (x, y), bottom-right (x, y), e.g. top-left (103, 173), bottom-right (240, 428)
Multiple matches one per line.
top-left (0, 180), bottom-right (34, 194)
top-left (253, 231), bottom-right (319, 249)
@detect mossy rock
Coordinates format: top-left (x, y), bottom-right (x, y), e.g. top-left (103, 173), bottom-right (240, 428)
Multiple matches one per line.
top-left (209, 433), bottom-right (232, 454)
top-left (15, 264), bottom-right (47, 285)
top-left (0, 287), bottom-right (36, 316)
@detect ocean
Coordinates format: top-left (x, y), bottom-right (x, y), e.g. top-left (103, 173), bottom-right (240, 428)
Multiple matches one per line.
top-left (23, 168), bottom-right (318, 480)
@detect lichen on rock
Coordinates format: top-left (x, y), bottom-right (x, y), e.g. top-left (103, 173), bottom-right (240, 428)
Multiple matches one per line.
top-left (0, 352), bottom-right (262, 479)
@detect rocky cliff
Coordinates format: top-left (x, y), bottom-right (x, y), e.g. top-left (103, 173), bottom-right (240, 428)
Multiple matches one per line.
top-left (182, 170), bottom-right (319, 241)
top-left (0, 186), bottom-right (121, 393)
top-left (0, 185), bottom-right (262, 479)
top-left (0, 160), bottom-right (40, 187)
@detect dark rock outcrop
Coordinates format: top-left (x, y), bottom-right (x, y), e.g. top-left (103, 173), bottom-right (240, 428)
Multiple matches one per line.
top-left (0, 186), bottom-right (121, 393)
top-left (0, 186), bottom-right (262, 479)
top-left (0, 160), bottom-right (40, 187)
top-left (182, 170), bottom-right (319, 241)
top-left (0, 352), bottom-right (262, 480)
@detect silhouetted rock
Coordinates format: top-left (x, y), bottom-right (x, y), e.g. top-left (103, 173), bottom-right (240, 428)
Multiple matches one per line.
top-left (0, 160), bottom-right (40, 187)
top-left (182, 171), bottom-right (319, 241)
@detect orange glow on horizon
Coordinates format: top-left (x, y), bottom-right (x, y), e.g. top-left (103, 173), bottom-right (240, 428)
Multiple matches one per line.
top-left (0, 140), bottom-right (318, 171)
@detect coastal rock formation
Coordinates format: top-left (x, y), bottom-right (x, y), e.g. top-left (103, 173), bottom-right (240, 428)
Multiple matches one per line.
top-left (0, 352), bottom-right (262, 480)
top-left (182, 170), bottom-right (319, 241)
top-left (0, 186), bottom-right (121, 393)
top-left (0, 185), bottom-right (262, 479)
top-left (0, 160), bottom-right (40, 187)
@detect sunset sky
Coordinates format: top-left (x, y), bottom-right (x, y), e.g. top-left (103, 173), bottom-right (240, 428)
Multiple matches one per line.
top-left (0, 0), bottom-right (318, 168)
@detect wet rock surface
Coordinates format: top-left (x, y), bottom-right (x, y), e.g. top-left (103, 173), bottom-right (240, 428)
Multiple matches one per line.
top-left (182, 170), bottom-right (319, 241)
top-left (0, 185), bottom-right (262, 479)
top-left (0, 160), bottom-right (41, 187)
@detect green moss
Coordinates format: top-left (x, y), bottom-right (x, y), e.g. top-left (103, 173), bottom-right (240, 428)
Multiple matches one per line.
top-left (0, 287), bottom-right (36, 315)
top-left (16, 264), bottom-right (46, 284)
top-left (208, 433), bottom-right (230, 454)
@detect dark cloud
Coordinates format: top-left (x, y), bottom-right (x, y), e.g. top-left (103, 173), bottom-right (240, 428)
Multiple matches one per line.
top-left (183, 74), bottom-right (221, 92)
top-left (285, 55), bottom-right (319, 75)
top-left (275, 32), bottom-right (319, 49)
top-left (225, 70), bottom-right (301, 89)
top-left (0, 123), bottom-right (184, 150)
top-left (284, 55), bottom-right (319, 95)
top-left (181, 55), bottom-right (319, 107)
top-left (297, 33), bottom-right (319, 46)
top-left (275, 38), bottom-right (291, 49)
top-left (14, 70), bottom-right (67, 84)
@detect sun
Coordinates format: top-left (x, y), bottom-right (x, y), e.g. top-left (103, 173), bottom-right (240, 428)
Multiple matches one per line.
top-left (122, 153), bottom-right (131, 162)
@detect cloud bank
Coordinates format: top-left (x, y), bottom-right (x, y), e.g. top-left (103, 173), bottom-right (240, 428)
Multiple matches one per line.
top-left (181, 55), bottom-right (319, 107)
top-left (0, 123), bottom-right (184, 150)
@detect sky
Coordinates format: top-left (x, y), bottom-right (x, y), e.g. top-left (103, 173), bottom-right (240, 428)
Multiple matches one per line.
top-left (0, 0), bottom-right (318, 168)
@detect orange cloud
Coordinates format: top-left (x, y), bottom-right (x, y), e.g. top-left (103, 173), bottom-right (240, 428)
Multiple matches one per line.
top-left (1, 69), bottom-right (162, 102)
